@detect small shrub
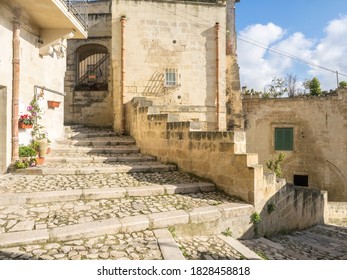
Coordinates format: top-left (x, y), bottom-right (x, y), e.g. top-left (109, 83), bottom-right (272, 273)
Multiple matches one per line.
top-left (250, 212), bottom-right (261, 225)
top-left (267, 203), bottom-right (276, 214)
top-left (266, 153), bottom-right (285, 177)
top-left (19, 145), bottom-right (37, 157)
top-left (250, 212), bottom-right (261, 237)
top-left (221, 227), bottom-right (233, 237)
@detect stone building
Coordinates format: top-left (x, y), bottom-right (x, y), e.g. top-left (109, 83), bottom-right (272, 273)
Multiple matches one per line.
top-left (0, 0), bottom-right (87, 173)
top-left (243, 89), bottom-right (347, 201)
top-left (64, 0), bottom-right (242, 132)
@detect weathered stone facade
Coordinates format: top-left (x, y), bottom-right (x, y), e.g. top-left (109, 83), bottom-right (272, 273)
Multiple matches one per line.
top-left (243, 88), bottom-right (347, 202)
top-left (124, 97), bottom-right (328, 234)
top-left (0, 0), bottom-right (87, 173)
top-left (112, 0), bottom-right (227, 132)
top-left (64, 0), bottom-right (112, 126)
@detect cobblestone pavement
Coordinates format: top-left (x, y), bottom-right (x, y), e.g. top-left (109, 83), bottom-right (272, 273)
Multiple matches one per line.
top-left (1, 126), bottom-right (346, 260)
top-left (0, 172), bottom-right (199, 193)
top-left (240, 223), bottom-right (347, 260)
top-left (0, 231), bottom-right (162, 260)
top-left (0, 191), bottom-right (239, 233)
top-left (175, 235), bottom-right (242, 260)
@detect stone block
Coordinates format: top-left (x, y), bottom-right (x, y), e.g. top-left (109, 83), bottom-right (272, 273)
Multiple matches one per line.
top-left (0, 193), bottom-right (28, 206)
top-left (83, 188), bottom-right (126, 200)
top-left (28, 190), bottom-right (82, 204)
top-left (0, 229), bottom-right (49, 247)
top-left (188, 206), bottom-right (222, 223)
top-left (126, 185), bottom-right (164, 197)
top-left (148, 210), bottom-right (189, 228)
top-left (8, 220), bottom-right (35, 232)
top-left (50, 218), bottom-right (121, 241)
top-left (121, 215), bottom-right (149, 232)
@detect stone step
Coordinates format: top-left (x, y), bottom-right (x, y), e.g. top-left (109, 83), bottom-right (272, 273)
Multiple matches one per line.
top-left (45, 155), bottom-right (157, 163)
top-left (15, 162), bottom-right (178, 175)
top-left (49, 146), bottom-right (140, 155)
top-left (0, 182), bottom-right (216, 206)
top-left (0, 194), bottom-right (252, 247)
top-left (0, 171), bottom-right (203, 193)
top-left (55, 139), bottom-right (136, 147)
top-left (66, 132), bottom-right (121, 139)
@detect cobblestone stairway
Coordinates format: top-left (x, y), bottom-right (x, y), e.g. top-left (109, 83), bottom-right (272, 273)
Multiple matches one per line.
top-left (241, 224), bottom-right (347, 260)
top-left (0, 126), bottom-right (256, 260)
top-left (1, 126), bottom-right (345, 260)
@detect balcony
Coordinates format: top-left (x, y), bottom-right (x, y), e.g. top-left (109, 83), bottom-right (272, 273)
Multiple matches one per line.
top-left (13, 0), bottom-right (88, 39)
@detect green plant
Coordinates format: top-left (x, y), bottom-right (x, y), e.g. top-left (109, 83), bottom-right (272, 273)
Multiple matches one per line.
top-left (18, 114), bottom-right (34, 125)
top-left (168, 226), bottom-right (176, 238)
top-left (250, 212), bottom-right (261, 237)
top-left (339, 81), bottom-right (347, 88)
top-left (221, 227), bottom-right (233, 237)
top-left (308, 77), bottom-right (322, 96)
top-left (19, 145), bottom-right (37, 157)
top-left (15, 160), bottom-right (29, 169)
top-left (250, 212), bottom-right (261, 225)
top-left (267, 202), bottom-right (276, 214)
top-left (266, 153), bottom-right (286, 177)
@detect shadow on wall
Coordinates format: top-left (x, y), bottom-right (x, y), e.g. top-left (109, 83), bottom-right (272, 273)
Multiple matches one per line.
top-left (282, 154), bottom-right (347, 202)
top-left (240, 184), bottom-right (327, 239)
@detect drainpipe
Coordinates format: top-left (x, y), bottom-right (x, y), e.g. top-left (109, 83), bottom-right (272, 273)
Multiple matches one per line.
top-left (11, 12), bottom-right (21, 162)
top-left (215, 22), bottom-right (220, 131)
top-left (120, 16), bottom-right (126, 133)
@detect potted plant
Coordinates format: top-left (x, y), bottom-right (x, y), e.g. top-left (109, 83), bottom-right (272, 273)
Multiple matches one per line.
top-left (18, 114), bottom-right (34, 129)
top-left (16, 145), bottom-right (37, 169)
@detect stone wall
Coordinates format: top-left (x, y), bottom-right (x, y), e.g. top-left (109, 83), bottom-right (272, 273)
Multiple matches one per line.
top-left (0, 1), bottom-right (67, 172)
top-left (126, 98), bottom-right (258, 206)
top-left (258, 185), bottom-right (327, 237)
top-left (126, 97), bottom-right (329, 236)
top-left (64, 0), bottom-right (113, 126)
top-left (112, 0), bottom-right (227, 132)
top-left (243, 89), bottom-right (347, 201)
top-left (328, 202), bottom-right (347, 224)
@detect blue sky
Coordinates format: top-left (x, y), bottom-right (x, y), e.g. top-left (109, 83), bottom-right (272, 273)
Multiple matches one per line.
top-left (235, 0), bottom-right (347, 91)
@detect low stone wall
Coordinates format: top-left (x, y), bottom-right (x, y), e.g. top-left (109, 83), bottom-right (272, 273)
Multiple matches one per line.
top-left (126, 98), bottom-right (329, 236)
top-left (67, 91), bottom-right (113, 127)
top-left (328, 202), bottom-right (347, 224)
top-left (258, 185), bottom-right (327, 237)
top-left (126, 98), bottom-right (257, 205)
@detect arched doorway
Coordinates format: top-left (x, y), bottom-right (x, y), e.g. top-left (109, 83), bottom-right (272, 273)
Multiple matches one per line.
top-left (76, 44), bottom-right (109, 91)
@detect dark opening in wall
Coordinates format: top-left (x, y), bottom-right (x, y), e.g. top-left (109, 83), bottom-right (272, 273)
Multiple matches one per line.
top-left (294, 175), bottom-right (308, 187)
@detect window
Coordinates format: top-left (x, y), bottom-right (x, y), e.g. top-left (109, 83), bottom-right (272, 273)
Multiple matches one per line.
top-left (164, 68), bottom-right (179, 87)
top-left (274, 127), bottom-right (293, 150)
top-left (294, 175), bottom-right (308, 186)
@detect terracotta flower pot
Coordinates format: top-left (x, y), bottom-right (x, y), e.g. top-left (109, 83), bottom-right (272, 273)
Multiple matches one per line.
top-left (36, 157), bottom-right (45, 165)
top-left (47, 101), bottom-right (61, 108)
top-left (18, 123), bottom-right (33, 129)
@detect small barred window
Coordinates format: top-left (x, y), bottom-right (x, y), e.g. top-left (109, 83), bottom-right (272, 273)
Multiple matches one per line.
top-left (164, 68), bottom-right (179, 87)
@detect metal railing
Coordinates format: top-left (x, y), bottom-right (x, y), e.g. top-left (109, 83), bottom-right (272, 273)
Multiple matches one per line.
top-left (60, 0), bottom-right (88, 30)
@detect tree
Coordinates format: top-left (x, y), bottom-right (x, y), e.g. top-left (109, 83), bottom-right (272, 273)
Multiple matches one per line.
top-left (262, 77), bottom-right (287, 98)
top-left (308, 77), bottom-right (322, 96)
top-left (285, 74), bottom-right (298, 97)
top-left (339, 81), bottom-right (347, 88)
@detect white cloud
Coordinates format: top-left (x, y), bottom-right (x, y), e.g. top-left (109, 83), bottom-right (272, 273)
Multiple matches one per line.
top-left (237, 16), bottom-right (347, 91)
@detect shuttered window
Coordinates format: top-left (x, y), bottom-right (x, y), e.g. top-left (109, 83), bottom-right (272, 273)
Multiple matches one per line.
top-left (275, 128), bottom-right (293, 151)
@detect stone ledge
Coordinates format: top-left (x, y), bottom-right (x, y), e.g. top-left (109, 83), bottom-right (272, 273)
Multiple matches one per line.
top-left (218, 235), bottom-right (262, 260)
top-left (154, 229), bottom-right (185, 260)
top-left (49, 218), bottom-right (122, 241)
top-left (0, 229), bottom-right (49, 247)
